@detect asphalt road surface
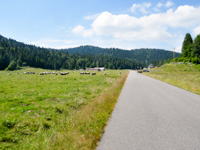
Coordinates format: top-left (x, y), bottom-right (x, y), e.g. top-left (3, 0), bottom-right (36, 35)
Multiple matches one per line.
top-left (97, 71), bottom-right (200, 150)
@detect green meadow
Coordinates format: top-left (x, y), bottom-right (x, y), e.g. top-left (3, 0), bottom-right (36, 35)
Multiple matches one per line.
top-left (144, 63), bottom-right (200, 95)
top-left (0, 68), bottom-right (128, 149)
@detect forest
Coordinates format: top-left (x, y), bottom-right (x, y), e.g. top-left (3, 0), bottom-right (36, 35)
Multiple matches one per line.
top-left (63, 46), bottom-right (180, 65)
top-left (0, 34), bottom-right (179, 71)
top-left (0, 35), bottom-right (144, 70)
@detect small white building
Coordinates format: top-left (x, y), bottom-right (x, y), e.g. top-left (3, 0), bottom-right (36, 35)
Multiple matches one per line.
top-left (148, 64), bottom-right (154, 69)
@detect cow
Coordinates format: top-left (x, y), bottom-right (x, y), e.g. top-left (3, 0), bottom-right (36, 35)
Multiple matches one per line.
top-left (60, 72), bottom-right (69, 75)
top-left (85, 72), bottom-right (90, 75)
top-left (80, 72), bottom-right (84, 75)
top-left (24, 72), bottom-right (35, 74)
top-left (92, 72), bottom-right (96, 75)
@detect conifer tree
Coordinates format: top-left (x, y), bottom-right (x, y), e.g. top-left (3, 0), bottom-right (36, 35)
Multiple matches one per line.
top-left (192, 34), bottom-right (200, 58)
top-left (182, 33), bottom-right (193, 57)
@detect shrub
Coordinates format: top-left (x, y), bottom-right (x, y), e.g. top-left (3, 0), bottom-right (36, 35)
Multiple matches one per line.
top-left (5, 61), bottom-right (17, 71)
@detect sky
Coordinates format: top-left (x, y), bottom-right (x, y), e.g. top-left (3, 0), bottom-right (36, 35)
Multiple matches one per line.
top-left (0, 0), bottom-right (200, 52)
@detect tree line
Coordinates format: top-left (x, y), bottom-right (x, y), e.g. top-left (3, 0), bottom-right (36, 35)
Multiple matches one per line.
top-left (0, 35), bottom-right (143, 71)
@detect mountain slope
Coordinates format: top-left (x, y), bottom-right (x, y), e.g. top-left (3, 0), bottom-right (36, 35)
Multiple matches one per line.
top-left (0, 35), bottom-right (141, 70)
top-left (62, 46), bottom-right (181, 65)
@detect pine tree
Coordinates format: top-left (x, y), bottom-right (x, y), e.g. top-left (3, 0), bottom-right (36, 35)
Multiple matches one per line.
top-left (192, 34), bottom-right (200, 58)
top-left (182, 33), bottom-right (193, 57)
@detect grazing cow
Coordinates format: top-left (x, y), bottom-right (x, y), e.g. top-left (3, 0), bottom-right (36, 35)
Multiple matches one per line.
top-left (60, 72), bottom-right (69, 75)
top-left (40, 72), bottom-right (48, 75)
top-left (24, 72), bottom-right (35, 74)
top-left (52, 72), bottom-right (58, 75)
top-left (104, 73), bottom-right (106, 75)
top-left (8, 73), bottom-right (11, 75)
top-left (80, 72), bottom-right (84, 75)
top-left (92, 72), bottom-right (96, 75)
top-left (85, 72), bottom-right (90, 75)
top-left (60, 72), bottom-right (66, 75)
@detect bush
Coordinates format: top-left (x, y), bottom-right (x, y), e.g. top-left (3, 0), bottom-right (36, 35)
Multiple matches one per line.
top-left (191, 57), bottom-right (200, 64)
top-left (5, 61), bottom-right (17, 71)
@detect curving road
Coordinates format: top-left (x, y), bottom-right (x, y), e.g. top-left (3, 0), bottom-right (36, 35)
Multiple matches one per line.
top-left (97, 71), bottom-right (200, 150)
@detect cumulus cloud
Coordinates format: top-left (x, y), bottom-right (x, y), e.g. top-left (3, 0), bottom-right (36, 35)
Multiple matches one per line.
top-left (72, 5), bottom-right (200, 52)
top-left (91, 11), bottom-right (172, 41)
top-left (72, 25), bottom-right (93, 37)
top-left (92, 5), bottom-right (200, 39)
top-left (130, 2), bottom-right (152, 14)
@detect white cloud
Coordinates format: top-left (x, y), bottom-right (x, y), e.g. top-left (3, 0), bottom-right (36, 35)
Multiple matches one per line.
top-left (156, 1), bottom-right (173, 8)
top-left (157, 2), bottom-right (163, 8)
top-left (194, 26), bottom-right (200, 35)
top-left (92, 11), bottom-right (172, 41)
top-left (130, 2), bottom-right (152, 14)
top-left (71, 5), bottom-right (200, 52)
top-left (165, 1), bottom-right (174, 7)
top-left (84, 14), bottom-right (100, 20)
top-left (163, 5), bottom-right (200, 28)
top-left (29, 38), bottom-right (75, 49)
top-left (72, 25), bottom-right (93, 37)
top-left (91, 5), bottom-right (200, 40)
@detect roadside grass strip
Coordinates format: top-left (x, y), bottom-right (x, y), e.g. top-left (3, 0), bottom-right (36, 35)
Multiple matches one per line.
top-left (144, 64), bottom-right (200, 95)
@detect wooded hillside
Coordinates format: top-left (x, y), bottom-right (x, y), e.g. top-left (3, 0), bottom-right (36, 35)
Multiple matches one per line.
top-left (62, 46), bottom-right (180, 66)
top-left (0, 35), bottom-right (142, 70)
top-left (0, 34), bottom-right (180, 70)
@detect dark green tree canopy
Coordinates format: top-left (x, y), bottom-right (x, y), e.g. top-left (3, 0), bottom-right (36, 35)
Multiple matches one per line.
top-left (177, 33), bottom-right (200, 64)
top-left (192, 34), bottom-right (200, 58)
top-left (182, 33), bottom-right (193, 57)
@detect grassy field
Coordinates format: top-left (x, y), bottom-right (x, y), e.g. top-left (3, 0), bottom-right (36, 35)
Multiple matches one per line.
top-left (144, 63), bottom-right (200, 95)
top-left (0, 68), bottom-right (128, 150)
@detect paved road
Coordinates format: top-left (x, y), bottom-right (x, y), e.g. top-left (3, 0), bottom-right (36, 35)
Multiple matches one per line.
top-left (97, 71), bottom-right (200, 150)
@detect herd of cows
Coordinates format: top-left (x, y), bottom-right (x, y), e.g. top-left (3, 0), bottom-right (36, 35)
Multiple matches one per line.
top-left (4, 71), bottom-right (124, 76)
top-left (6, 71), bottom-right (105, 76)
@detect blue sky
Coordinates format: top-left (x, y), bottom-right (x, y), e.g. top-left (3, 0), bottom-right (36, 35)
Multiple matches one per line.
top-left (0, 0), bottom-right (200, 52)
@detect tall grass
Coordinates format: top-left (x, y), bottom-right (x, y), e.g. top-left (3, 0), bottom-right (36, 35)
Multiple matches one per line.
top-left (46, 72), bottom-right (128, 150)
top-left (144, 64), bottom-right (200, 95)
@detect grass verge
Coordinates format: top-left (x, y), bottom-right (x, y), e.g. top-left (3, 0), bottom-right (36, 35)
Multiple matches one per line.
top-left (46, 71), bottom-right (129, 150)
top-left (144, 63), bottom-right (200, 95)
